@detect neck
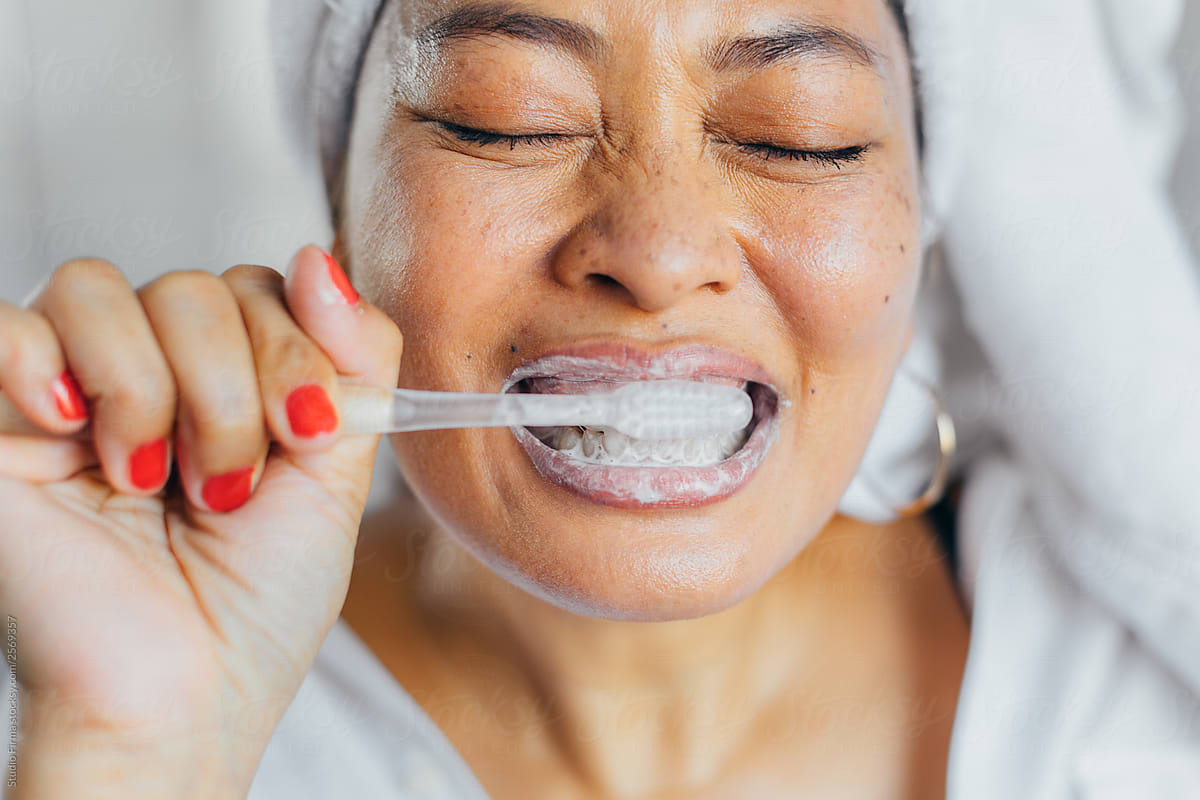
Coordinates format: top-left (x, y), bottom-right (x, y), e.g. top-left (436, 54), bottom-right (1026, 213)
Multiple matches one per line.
top-left (344, 498), bottom-right (966, 797)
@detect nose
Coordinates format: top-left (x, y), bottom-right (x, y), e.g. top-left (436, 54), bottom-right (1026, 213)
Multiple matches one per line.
top-left (551, 148), bottom-right (742, 313)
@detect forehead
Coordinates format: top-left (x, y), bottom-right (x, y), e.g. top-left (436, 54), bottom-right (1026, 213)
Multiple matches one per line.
top-left (382, 0), bottom-right (903, 79)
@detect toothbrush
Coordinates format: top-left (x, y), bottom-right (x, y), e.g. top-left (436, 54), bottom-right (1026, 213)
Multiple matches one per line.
top-left (0, 380), bottom-right (753, 442)
top-left (339, 380), bottom-right (753, 441)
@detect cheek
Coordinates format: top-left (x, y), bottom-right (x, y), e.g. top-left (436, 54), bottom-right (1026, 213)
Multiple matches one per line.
top-left (740, 177), bottom-right (920, 360)
top-left (353, 153), bottom-right (566, 374)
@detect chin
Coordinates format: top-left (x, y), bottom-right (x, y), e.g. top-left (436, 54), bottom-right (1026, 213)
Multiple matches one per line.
top-left (391, 420), bottom-right (827, 623)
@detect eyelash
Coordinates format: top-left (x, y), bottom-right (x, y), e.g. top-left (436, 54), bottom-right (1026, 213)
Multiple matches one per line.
top-left (440, 122), bottom-right (567, 150)
top-left (732, 142), bottom-right (869, 168)
top-left (439, 122), bottom-right (869, 168)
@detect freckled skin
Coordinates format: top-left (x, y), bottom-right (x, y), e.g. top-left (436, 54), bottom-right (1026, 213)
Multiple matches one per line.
top-left (339, 0), bottom-right (921, 621)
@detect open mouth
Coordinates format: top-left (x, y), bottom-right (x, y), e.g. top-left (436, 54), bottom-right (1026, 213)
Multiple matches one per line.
top-left (510, 378), bottom-right (776, 469)
top-left (502, 346), bottom-right (783, 509)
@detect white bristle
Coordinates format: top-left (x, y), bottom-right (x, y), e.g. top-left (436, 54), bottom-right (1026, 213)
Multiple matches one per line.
top-left (608, 381), bottom-right (753, 440)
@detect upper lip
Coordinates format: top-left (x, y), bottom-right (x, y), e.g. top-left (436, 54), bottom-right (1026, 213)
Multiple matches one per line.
top-left (503, 340), bottom-right (781, 395)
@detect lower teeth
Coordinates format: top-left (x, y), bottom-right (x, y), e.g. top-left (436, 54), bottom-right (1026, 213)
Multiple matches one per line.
top-left (533, 425), bottom-right (749, 467)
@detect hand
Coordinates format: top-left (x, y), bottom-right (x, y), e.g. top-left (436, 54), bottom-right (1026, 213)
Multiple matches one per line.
top-left (0, 245), bottom-right (403, 798)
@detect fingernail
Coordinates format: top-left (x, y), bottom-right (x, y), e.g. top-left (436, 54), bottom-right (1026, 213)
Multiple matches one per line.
top-left (286, 384), bottom-right (339, 438)
top-left (51, 371), bottom-right (88, 421)
top-left (129, 438), bottom-right (169, 490)
top-left (321, 249), bottom-right (359, 306)
top-left (202, 467), bottom-right (254, 513)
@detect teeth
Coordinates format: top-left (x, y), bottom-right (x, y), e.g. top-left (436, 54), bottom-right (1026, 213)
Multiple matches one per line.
top-left (629, 437), bottom-right (650, 461)
top-left (660, 441), bottom-right (685, 463)
top-left (521, 379), bottom-right (761, 467)
top-left (534, 423), bottom-right (751, 467)
top-left (558, 427), bottom-right (582, 451)
top-left (603, 428), bottom-right (629, 458)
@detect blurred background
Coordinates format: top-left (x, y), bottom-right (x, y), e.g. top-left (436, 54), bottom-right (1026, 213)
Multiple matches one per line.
top-left (3, 1), bottom-right (1200, 303)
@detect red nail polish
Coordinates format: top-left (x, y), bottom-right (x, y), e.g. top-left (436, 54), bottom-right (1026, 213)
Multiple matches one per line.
top-left (322, 250), bottom-right (359, 305)
top-left (52, 371), bottom-right (88, 421)
top-left (129, 438), bottom-right (168, 490)
top-left (202, 467), bottom-right (254, 513)
top-left (286, 384), bottom-right (339, 438)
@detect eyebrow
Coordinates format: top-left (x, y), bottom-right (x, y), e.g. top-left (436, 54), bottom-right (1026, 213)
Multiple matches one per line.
top-left (707, 25), bottom-right (883, 74)
top-left (417, 2), bottom-right (883, 76)
top-left (416, 2), bottom-right (603, 62)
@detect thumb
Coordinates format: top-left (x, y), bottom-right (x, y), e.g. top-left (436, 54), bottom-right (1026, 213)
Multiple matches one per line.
top-left (280, 243), bottom-right (403, 516)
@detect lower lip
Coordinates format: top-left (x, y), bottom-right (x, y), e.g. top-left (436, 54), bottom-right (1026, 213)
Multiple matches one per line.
top-left (509, 387), bottom-right (780, 509)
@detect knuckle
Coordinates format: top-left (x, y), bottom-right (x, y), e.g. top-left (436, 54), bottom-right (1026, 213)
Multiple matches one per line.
top-left (187, 371), bottom-right (263, 425)
top-left (222, 264), bottom-right (283, 291)
top-left (188, 397), bottom-right (262, 441)
top-left (258, 333), bottom-right (323, 386)
top-left (0, 328), bottom-right (31, 375)
top-left (52, 258), bottom-right (125, 290)
top-left (0, 312), bottom-right (52, 374)
top-left (108, 370), bottom-right (176, 418)
top-left (142, 270), bottom-right (230, 307)
top-left (40, 259), bottom-right (130, 316)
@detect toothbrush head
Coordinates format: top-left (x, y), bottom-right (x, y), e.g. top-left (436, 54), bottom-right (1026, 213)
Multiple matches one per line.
top-left (608, 380), bottom-right (754, 440)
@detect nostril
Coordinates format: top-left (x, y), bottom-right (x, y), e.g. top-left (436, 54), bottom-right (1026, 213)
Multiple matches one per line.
top-left (583, 273), bottom-right (646, 307)
top-left (589, 274), bottom-right (623, 290)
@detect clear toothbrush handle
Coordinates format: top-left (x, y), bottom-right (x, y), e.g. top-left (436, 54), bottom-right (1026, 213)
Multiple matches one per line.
top-left (338, 382), bottom-right (608, 435)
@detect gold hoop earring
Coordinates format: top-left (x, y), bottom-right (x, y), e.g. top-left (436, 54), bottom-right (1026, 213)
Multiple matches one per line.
top-left (859, 368), bottom-right (958, 518)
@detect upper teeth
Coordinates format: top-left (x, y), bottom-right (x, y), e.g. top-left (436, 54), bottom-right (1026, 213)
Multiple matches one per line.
top-left (538, 425), bottom-right (749, 467)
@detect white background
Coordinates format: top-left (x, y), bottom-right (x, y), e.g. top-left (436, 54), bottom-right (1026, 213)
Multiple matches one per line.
top-left (2, 0), bottom-right (1200, 302)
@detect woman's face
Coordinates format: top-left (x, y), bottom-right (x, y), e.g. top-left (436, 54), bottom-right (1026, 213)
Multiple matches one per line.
top-left (340, 0), bottom-right (921, 620)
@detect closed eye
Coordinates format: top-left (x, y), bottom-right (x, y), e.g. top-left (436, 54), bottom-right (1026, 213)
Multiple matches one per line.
top-left (730, 141), bottom-right (870, 168)
top-left (438, 121), bottom-right (570, 150)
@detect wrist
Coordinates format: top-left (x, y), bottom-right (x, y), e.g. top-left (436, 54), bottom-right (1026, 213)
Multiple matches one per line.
top-left (12, 684), bottom-right (278, 800)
